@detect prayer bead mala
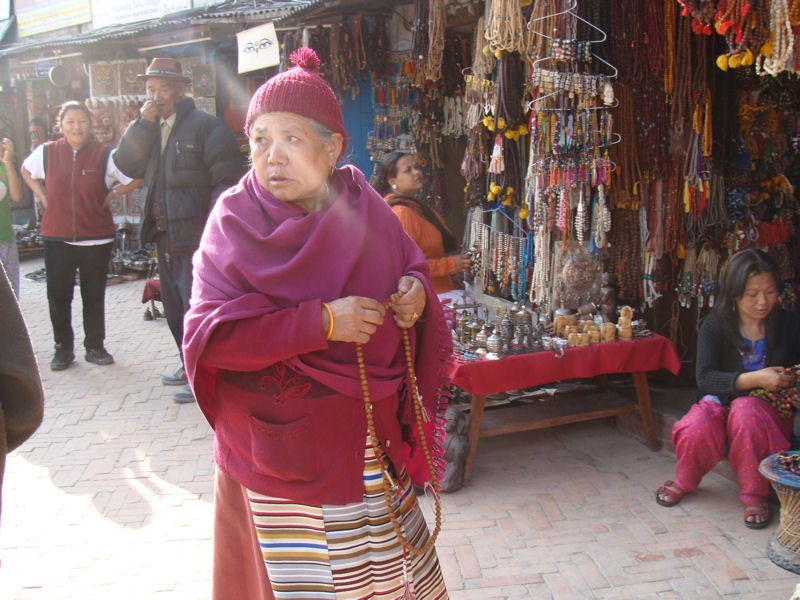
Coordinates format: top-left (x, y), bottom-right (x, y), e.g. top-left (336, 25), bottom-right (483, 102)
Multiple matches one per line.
top-left (355, 290), bottom-right (442, 560)
top-left (609, 208), bottom-right (643, 305)
top-left (749, 367), bottom-right (800, 419)
top-left (777, 451), bottom-right (800, 475)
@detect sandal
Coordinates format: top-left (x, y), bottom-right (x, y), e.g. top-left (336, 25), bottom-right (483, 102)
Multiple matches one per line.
top-left (744, 502), bottom-right (771, 530)
top-left (655, 480), bottom-right (686, 507)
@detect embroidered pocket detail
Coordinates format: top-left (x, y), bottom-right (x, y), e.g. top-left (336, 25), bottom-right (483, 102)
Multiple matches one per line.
top-left (258, 362), bottom-right (312, 405)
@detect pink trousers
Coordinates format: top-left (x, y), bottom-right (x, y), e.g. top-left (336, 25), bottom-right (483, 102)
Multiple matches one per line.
top-left (671, 396), bottom-right (792, 506)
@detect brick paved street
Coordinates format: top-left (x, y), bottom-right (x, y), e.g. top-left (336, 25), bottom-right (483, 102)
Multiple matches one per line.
top-left (2, 255), bottom-right (798, 599)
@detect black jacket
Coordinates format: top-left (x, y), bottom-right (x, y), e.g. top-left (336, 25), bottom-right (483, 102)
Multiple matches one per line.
top-left (113, 97), bottom-right (243, 256)
top-left (695, 308), bottom-right (800, 405)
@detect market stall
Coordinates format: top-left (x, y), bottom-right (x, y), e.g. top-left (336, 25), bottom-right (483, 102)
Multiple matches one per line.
top-left (265, 0), bottom-right (800, 489)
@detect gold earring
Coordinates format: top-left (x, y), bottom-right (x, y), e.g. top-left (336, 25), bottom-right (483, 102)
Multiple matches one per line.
top-left (329, 164), bottom-right (335, 177)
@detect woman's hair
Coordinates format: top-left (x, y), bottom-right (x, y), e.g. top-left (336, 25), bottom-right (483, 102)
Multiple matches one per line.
top-left (712, 248), bottom-right (782, 350)
top-left (372, 151), bottom-right (414, 197)
top-left (29, 117), bottom-right (47, 131)
top-left (58, 101), bottom-right (92, 125)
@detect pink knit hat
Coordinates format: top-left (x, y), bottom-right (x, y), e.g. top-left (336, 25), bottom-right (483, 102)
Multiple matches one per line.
top-left (244, 47), bottom-right (347, 158)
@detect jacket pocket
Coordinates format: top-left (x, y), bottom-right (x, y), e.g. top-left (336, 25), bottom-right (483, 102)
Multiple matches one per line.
top-left (174, 138), bottom-right (204, 171)
top-left (249, 413), bottom-right (316, 482)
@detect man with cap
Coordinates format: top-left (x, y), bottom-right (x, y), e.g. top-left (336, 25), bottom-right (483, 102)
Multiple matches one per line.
top-left (114, 58), bottom-right (243, 403)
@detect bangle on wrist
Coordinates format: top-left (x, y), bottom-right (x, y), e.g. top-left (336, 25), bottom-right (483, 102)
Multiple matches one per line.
top-left (321, 302), bottom-right (334, 340)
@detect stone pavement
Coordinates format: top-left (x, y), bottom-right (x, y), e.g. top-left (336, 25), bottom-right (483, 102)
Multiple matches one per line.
top-left (2, 255), bottom-right (799, 599)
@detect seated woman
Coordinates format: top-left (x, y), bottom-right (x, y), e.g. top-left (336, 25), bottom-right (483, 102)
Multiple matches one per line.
top-left (656, 248), bottom-right (800, 529)
top-left (374, 151), bottom-right (471, 304)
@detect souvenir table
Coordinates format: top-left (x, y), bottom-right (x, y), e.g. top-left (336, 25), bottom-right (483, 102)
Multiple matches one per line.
top-left (450, 334), bottom-right (681, 484)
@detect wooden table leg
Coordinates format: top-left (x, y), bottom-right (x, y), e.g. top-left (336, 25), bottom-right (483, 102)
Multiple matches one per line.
top-left (631, 371), bottom-right (661, 450)
top-left (464, 393), bottom-right (486, 484)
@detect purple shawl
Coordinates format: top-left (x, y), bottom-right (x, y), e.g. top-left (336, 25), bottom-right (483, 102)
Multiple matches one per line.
top-left (183, 166), bottom-right (452, 481)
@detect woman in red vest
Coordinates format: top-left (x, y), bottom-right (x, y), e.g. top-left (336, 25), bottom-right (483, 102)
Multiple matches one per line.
top-left (22, 101), bottom-right (138, 371)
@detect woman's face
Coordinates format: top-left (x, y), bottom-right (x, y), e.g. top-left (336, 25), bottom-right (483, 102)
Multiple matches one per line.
top-left (249, 112), bottom-right (341, 212)
top-left (29, 124), bottom-right (45, 149)
top-left (60, 108), bottom-right (91, 149)
top-left (388, 154), bottom-right (423, 196)
top-left (736, 272), bottom-right (778, 324)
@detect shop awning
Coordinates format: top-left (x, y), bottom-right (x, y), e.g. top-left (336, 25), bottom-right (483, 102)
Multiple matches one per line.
top-left (0, 1), bottom-right (313, 58)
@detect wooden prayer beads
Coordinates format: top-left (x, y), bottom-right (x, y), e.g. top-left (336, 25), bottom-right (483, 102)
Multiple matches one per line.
top-left (356, 289), bottom-right (442, 559)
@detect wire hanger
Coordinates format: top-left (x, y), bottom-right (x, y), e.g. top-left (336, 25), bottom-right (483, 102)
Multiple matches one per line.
top-left (482, 206), bottom-right (528, 237)
top-left (528, 0), bottom-right (606, 45)
top-left (531, 45), bottom-right (618, 79)
top-left (528, 0), bottom-right (617, 79)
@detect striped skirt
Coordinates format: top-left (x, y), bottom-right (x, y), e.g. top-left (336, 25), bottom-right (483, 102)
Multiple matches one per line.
top-left (247, 438), bottom-right (448, 599)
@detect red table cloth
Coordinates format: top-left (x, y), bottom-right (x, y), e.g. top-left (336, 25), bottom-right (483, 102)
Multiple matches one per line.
top-left (450, 334), bottom-right (681, 396)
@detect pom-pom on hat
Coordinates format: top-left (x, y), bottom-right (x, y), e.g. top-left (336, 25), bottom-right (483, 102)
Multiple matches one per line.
top-left (244, 47), bottom-right (347, 158)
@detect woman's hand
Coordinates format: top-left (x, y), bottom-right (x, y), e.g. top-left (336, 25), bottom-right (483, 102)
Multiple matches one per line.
top-left (1, 137), bottom-right (15, 165)
top-left (324, 296), bottom-right (386, 344)
top-left (750, 366), bottom-right (796, 392)
top-left (452, 254), bottom-right (472, 273)
top-left (104, 188), bottom-right (119, 208)
top-left (391, 276), bottom-right (426, 329)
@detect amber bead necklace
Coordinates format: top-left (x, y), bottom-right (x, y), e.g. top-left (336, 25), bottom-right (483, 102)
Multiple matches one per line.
top-left (355, 290), bottom-right (442, 560)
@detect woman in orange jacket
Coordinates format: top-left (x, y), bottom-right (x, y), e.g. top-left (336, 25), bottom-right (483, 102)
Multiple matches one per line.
top-left (374, 151), bottom-right (471, 303)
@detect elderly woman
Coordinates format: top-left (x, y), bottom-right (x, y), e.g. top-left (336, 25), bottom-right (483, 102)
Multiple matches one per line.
top-left (374, 151), bottom-right (471, 304)
top-left (21, 101), bottom-right (139, 370)
top-left (183, 49), bottom-right (450, 599)
top-left (656, 249), bottom-right (800, 529)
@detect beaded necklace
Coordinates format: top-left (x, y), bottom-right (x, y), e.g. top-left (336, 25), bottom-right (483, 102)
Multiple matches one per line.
top-left (411, 0), bottom-right (429, 84)
top-left (756, 0), bottom-right (794, 76)
top-left (355, 290), bottom-right (442, 571)
top-left (353, 13), bottom-right (368, 74)
top-left (526, 0), bottom-right (557, 63)
top-left (670, 14), bottom-right (693, 134)
top-left (643, 249), bottom-right (662, 308)
top-left (425, 0), bottom-right (446, 82)
top-left (608, 207), bottom-right (643, 305)
top-left (664, 0), bottom-right (676, 100)
top-left (486, 0), bottom-right (526, 55)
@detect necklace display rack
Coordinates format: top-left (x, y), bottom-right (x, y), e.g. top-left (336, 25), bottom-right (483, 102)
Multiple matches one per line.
top-left (526, 0), bottom-right (619, 319)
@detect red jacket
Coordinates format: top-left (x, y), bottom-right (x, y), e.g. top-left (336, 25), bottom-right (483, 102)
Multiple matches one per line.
top-left (41, 138), bottom-right (114, 242)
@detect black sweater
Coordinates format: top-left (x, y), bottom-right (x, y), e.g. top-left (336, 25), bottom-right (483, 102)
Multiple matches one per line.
top-left (695, 308), bottom-right (800, 406)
